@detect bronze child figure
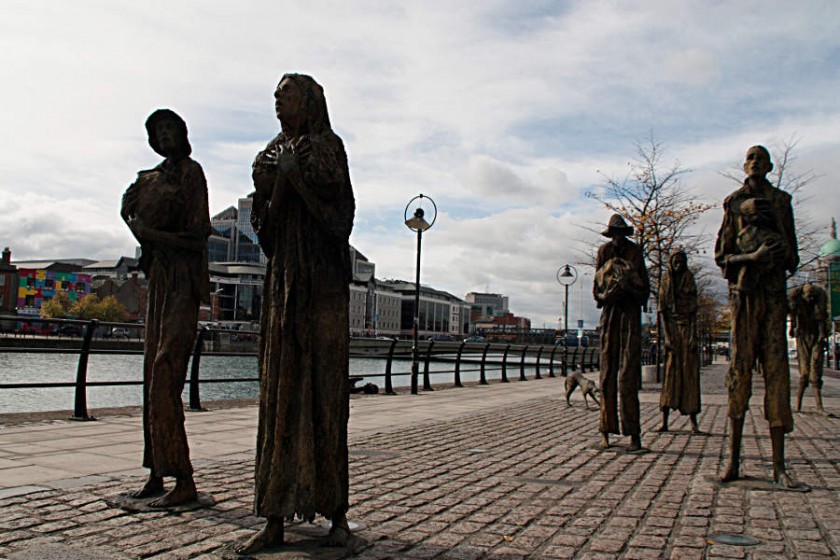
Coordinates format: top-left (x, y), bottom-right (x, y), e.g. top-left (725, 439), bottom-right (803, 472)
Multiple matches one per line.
top-left (121, 109), bottom-right (211, 507)
top-left (237, 74), bottom-right (356, 554)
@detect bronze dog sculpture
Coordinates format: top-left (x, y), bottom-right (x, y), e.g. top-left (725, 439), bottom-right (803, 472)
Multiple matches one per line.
top-left (565, 371), bottom-right (602, 409)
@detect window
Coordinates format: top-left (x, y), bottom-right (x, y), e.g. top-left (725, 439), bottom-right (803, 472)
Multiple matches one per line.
top-left (25, 295), bottom-right (34, 306)
top-left (45, 279), bottom-right (55, 289)
top-left (27, 276), bottom-right (35, 288)
top-left (0, 275), bottom-right (4, 286)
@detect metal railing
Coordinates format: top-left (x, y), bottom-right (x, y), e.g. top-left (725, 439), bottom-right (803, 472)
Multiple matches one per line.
top-left (0, 316), bottom-right (602, 419)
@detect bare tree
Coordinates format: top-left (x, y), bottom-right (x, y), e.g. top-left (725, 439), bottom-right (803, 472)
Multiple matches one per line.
top-left (586, 133), bottom-right (713, 297)
top-left (720, 136), bottom-right (822, 278)
top-left (585, 133), bottom-right (713, 379)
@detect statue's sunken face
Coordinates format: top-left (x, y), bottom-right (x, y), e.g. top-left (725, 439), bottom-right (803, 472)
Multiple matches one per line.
top-left (274, 77), bottom-right (304, 121)
top-left (743, 146), bottom-right (772, 179)
top-left (672, 253), bottom-right (687, 273)
top-left (155, 117), bottom-right (183, 155)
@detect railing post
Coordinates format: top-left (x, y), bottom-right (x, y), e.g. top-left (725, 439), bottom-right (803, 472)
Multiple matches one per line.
top-left (454, 341), bottom-right (465, 388)
top-left (501, 344), bottom-right (511, 383)
top-left (423, 341), bottom-right (435, 391)
top-left (548, 345), bottom-right (558, 378)
top-left (384, 339), bottom-right (398, 395)
top-left (479, 343), bottom-right (490, 385)
top-left (534, 346), bottom-right (543, 380)
top-left (188, 326), bottom-right (208, 411)
top-left (573, 346), bottom-right (581, 371)
top-left (71, 319), bottom-right (99, 421)
top-left (519, 345), bottom-right (529, 381)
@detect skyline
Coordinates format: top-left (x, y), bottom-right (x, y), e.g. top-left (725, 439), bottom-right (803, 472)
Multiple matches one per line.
top-left (2, 1), bottom-right (839, 329)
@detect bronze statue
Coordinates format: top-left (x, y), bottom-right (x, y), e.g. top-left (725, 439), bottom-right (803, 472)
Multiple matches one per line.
top-left (657, 250), bottom-right (701, 433)
top-left (593, 214), bottom-right (650, 452)
top-left (789, 283), bottom-right (828, 413)
top-left (121, 109), bottom-right (210, 507)
top-left (237, 74), bottom-right (356, 554)
top-left (714, 145), bottom-right (800, 488)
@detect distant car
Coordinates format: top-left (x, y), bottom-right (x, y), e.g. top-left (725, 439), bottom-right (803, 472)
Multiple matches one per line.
top-left (58, 324), bottom-right (82, 336)
top-left (463, 335), bottom-right (486, 343)
top-left (110, 327), bottom-right (130, 339)
top-left (375, 336), bottom-right (396, 341)
top-left (429, 334), bottom-right (454, 341)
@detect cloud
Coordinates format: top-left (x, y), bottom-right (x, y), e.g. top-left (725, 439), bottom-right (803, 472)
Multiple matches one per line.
top-left (2, 0), bottom-right (840, 330)
top-left (663, 49), bottom-right (721, 87)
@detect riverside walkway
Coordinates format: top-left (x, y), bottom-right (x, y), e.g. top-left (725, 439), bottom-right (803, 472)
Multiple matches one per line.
top-left (1, 361), bottom-right (839, 559)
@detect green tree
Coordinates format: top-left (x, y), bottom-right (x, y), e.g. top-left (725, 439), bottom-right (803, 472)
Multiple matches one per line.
top-left (39, 291), bottom-right (73, 318)
top-left (97, 295), bottom-right (128, 323)
top-left (70, 294), bottom-right (101, 320)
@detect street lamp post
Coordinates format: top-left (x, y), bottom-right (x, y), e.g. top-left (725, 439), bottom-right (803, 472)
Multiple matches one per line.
top-left (405, 194), bottom-right (437, 395)
top-left (556, 264), bottom-right (578, 377)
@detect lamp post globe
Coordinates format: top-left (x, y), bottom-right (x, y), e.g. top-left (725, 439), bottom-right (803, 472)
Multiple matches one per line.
top-left (556, 265), bottom-right (578, 376)
top-left (404, 194), bottom-right (437, 394)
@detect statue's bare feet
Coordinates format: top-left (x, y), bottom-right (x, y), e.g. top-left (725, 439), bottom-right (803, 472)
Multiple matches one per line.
top-left (325, 518), bottom-right (352, 547)
top-left (149, 477), bottom-right (196, 508)
top-left (626, 435), bottom-right (642, 453)
top-left (130, 475), bottom-right (164, 499)
top-left (690, 416), bottom-right (701, 434)
top-left (598, 434), bottom-right (610, 449)
top-left (656, 424), bottom-right (668, 433)
top-left (719, 462), bottom-right (740, 483)
top-left (235, 519), bottom-right (284, 555)
top-left (773, 468), bottom-right (804, 490)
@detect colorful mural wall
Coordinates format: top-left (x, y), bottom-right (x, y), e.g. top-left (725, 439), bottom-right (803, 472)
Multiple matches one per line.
top-left (17, 269), bottom-right (92, 313)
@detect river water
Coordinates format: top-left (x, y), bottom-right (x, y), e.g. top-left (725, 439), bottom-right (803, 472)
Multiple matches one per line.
top-left (0, 352), bottom-right (501, 414)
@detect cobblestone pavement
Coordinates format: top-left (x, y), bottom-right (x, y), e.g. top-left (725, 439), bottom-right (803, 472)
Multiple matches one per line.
top-left (1, 364), bottom-right (840, 559)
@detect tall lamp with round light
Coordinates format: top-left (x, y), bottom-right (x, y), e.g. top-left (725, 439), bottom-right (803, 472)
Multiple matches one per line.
top-left (405, 194), bottom-right (437, 394)
top-left (556, 264), bottom-right (578, 377)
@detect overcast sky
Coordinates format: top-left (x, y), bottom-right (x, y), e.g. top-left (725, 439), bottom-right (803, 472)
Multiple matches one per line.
top-left (2, 1), bottom-right (838, 329)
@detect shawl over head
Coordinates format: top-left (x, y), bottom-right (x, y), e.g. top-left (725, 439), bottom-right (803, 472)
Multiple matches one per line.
top-left (278, 73), bottom-right (332, 134)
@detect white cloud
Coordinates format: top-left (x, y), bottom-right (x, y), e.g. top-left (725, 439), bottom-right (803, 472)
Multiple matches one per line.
top-left (2, 0), bottom-right (840, 328)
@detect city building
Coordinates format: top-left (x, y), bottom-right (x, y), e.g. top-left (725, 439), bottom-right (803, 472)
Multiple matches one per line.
top-left (465, 292), bottom-right (509, 321)
top-left (0, 248), bottom-right (19, 317)
top-left (380, 279), bottom-right (470, 337)
top-left (207, 262), bottom-right (266, 322)
top-left (83, 257), bottom-right (140, 280)
top-left (817, 218), bottom-right (840, 323)
top-left (13, 260), bottom-right (92, 316)
top-left (209, 196), bottom-right (266, 265)
top-left (94, 273), bottom-right (147, 321)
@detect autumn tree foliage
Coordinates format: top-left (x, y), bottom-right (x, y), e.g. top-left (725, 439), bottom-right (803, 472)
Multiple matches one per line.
top-left (40, 292), bottom-right (128, 322)
top-left (587, 134), bottom-right (713, 297)
top-left (39, 291), bottom-right (74, 318)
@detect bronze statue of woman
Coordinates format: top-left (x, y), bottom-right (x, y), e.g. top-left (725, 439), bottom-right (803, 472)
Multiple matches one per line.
top-left (237, 74), bottom-right (356, 554)
top-left (657, 250), bottom-right (701, 433)
top-left (121, 109), bottom-right (210, 507)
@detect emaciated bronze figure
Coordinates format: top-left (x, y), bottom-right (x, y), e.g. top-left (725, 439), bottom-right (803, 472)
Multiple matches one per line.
top-left (657, 250), bottom-right (701, 433)
top-left (789, 283), bottom-right (828, 413)
top-left (237, 74), bottom-right (355, 554)
top-left (714, 145), bottom-right (800, 488)
top-left (593, 214), bottom-right (650, 452)
top-left (121, 109), bottom-right (211, 507)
